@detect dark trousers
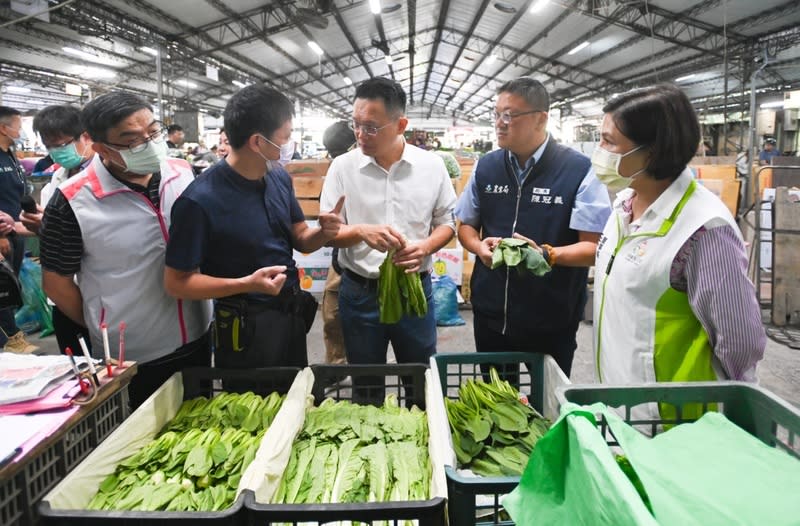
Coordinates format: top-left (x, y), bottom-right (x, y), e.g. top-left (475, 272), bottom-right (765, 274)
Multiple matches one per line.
top-left (53, 305), bottom-right (90, 355)
top-left (127, 331), bottom-right (211, 410)
top-left (0, 236), bottom-right (25, 344)
top-left (473, 309), bottom-right (579, 378)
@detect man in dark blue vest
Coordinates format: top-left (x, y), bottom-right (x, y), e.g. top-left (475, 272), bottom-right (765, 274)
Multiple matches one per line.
top-left (455, 78), bottom-right (611, 375)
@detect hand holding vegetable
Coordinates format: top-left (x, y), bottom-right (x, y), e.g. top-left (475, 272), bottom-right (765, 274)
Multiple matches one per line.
top-left (392, 241), bottom-right (429, 273)
top-left (359, 224), bottom-right (406, 252)
top-left (477, 236), bottom-right (501, 268)
top-left (511, 232), bottom-right (542, 253)
top-left (248, 265), bottom-right (287, 295)
top-left (490, 237), bottom-right (551, 277)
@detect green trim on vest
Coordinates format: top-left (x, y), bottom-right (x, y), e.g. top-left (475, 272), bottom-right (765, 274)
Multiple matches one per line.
top-left (653, 287), bottom-right (718, 422)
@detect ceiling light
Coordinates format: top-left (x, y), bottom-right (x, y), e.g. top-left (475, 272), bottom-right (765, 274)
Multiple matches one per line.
top-left (675, 74), bottom-right (696, 82)
top-left (487, 54), bottom-right (498, 64)
top-left (494, 2), bottom-right (517, 13)
top-left (63, 46), bottom-right (99, 61)
top-left (530, 0), bottom-right (548, 12)
top-left (5, 86), bottom-right (31, 94)
top-left (369, 0), bottom-right (381, 14)
top-left (384, 54), bottom-right (393, 66)
top-left (567, 41), bottom-right (590, 55)
top-left (80, 66), bottom-right (117, 79)
top-left (175, 79), bottom-right (198, 88)
top-left (140, 46), bottom-right (158, 56)
top-left (343, 76), bottom-right (353, 86)
top-left (26, 99), bottom-right (45, 106)
top-left (382, 3), bottom-right (401, 13)
top-left (760, 101), bottom-right (784, 109)
top-left (232, 80), bottom-right (247, 88)
top-left (308, 41), bottom-right (324, 56)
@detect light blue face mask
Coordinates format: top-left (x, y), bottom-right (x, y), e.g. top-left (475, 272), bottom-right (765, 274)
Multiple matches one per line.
top-left (49, 141), bottom-right (85, 170)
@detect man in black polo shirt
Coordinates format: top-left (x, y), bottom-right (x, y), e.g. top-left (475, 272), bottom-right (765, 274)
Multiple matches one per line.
top-left (0, 105), bottom-right (38, 353)
top-left (164, 84), bottom-right (343, 368)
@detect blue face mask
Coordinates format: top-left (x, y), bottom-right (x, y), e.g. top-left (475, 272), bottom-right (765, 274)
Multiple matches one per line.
top-left (49, 141), bottom-right (85, 170)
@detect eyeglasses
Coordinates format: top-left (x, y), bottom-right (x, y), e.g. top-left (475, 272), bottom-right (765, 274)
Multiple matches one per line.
top-left (349, 121), bottom-right (394, 137)
top-left (493, 110), bottom-right (542, 125)
top-left (104, 123), bottom-right (166, 153)
top-left (45, 137), bottom-right (78, 150)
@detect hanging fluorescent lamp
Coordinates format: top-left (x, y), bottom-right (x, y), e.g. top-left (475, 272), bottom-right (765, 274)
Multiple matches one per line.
top-left (80, 66), bottom-right (117, 79)
top-left (675, 74), bottom-right (696, 83)
top-left (343, 76), bottom-right (353, 86)
top-left (567, 41), bottom-right (590, 55)
top-left (487, 54), bottom-right (498, 64)
top-left (140, 46), bottom-right (158, 56)
top-left (530, 0), bottom-right (548, 13)
top-left (384, 54), bottom-right (393, 66)
top-left (760, 101), bottom-right (784, 109)
top-left (63, 46), bottom-right (100, 61)
top-left (369, 0), bottom-right (381, 14)
top-left (175, 79), bottom-right (198, 88)
top-left (308, 41), bottom-right (324, 56)
top-left (232, 80), bottom-right (247, 88)
top-left (5, 86), bottom-right (31, 94)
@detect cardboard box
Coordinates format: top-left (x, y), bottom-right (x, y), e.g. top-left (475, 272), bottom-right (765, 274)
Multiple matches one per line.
top-left (293, 221), bottom-right (333, 293)
top-left (432, 248), bottom-right (463, 285)
top-left (284, 159), bottom-right (331, 179)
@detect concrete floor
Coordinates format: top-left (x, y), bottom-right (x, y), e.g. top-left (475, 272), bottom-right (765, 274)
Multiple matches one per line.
top-left (22, 308), bottom-right (800, 408)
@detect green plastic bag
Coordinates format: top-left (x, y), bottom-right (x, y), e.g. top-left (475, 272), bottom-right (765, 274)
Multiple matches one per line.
top-left (503, 403), bottom-right (658, 525)
top-left (506, 402), bottom-right (800, 526)
top-left (600, 407), bottom-right (800, 525)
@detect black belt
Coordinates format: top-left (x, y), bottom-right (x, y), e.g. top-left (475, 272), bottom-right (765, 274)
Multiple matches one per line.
top-left (343, 268), bottom-right (430, 288)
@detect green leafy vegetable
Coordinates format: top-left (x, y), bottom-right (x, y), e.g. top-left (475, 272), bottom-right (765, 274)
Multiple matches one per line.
top-left (378, 251), bottom-right (428, 324)
top-left (490, 238), bottom-right (551, 277)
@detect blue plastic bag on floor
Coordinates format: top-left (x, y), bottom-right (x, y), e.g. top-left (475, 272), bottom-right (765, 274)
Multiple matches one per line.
top-left (15, 257), bottom-right (54, 336)
top-left (432, 275), bottom-right (465, 326)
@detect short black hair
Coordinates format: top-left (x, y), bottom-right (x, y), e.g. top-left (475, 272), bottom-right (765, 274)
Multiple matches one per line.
top-left (497, 77), bottom-right (549, 112)
top-left (602, 84), bottom-right (699, 181)
top-left (167, 124), bottom-right (183, 134)
top-left (33, 105), bottom-right (83, 143)
top-left (223, 84), bottom-right (294, 150)
top-left (81, 92), bottom-right (152, 143)
top-left (0, 106), bottom-right (21, 123)
top-left (355, 77), bottom-right (406, 115)
top-left (323, 121), bottom-right (354, 158)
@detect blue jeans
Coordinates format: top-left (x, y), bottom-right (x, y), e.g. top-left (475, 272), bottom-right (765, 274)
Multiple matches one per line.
top-left (338, 270), bottom-right (436, 404)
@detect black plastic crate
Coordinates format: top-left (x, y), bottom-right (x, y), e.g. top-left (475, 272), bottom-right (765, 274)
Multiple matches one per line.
top-left (0, 383), bottom-right (129, 526)
top-left (243, 363), bottom-right (447, 526)
top-left (431, 352), bottom-right (567, 526)
top-left (39, 367), bottom-right (300, 526)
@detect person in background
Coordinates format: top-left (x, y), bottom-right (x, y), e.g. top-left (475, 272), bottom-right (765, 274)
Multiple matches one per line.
top-left (456, 77), bottom-right (611, 377)
top-left (164, 84), bottom-right (342, 369)
top-left (217, 128), bottom-right (230, 159)
top-left (166, 124), bottom-right (186, 159)
top-left (0, 105), bottom-right (38, 353)
top-left (39, 92), bottom-right (210, 408)
top-left (319, 77), bottom-right (456, 400)
top-left (320, 120), bottom-right (356, 370)
top-left (592, 84), bottom-right (765, 420)
top-left (33, 154), bottom-right (54, 175)
top-left (22, 104), bottom-right (96, 355)
top-left (759, 138), bottom-right (779, 165)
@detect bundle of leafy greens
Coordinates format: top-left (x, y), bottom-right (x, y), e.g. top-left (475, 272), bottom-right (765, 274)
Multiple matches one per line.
top-left (490, 238), bottom-right (551, 277)
top-left (87, 391), bottom-right (285, 512)
top-left (273, 394), bottom-right (431, 505)
top-left (445, 368), bottom-right (550, 477)
top-left (378, 251), bottom-right (428, 324)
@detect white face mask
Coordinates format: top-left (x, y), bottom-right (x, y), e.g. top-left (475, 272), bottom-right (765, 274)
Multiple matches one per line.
top-left (591, 144), bottom-right (645, 193)
top-left (256, 134), bottom-right (285, 172)
top-left (279, 140), bottom-right (295, 166)
top-left (111, 139), bottom-right (168, 175)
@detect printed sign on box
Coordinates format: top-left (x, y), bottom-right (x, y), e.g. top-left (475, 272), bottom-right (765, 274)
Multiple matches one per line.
top-left (292, 221), bottom-right (333, 293)
top-left (432, 248), bottom-right (463, 285)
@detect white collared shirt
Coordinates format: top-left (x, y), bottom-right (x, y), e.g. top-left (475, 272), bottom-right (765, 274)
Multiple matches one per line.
top-left (320, 143), bottom-right (457, 278)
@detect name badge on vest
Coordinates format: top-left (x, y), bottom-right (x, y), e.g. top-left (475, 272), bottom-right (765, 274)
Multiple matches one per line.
top-left (625, 240), bottom-right (649, 266)
top-left (531, 187), bottom-right (564, 205)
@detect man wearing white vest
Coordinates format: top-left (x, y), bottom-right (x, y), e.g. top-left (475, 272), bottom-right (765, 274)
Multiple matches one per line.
top-left (40, 92), bottom-right (211, 408)
top-left (592, 84), bottom-right (765, 421)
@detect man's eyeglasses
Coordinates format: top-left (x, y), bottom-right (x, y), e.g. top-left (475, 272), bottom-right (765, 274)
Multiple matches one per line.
top-left (104, 123), bottom-right (167, 153)
top-left (349, 121), bottom-right (394, 137)
top-left (45, 137), bottom-right (78, 150)
top-left (493, 110), bottom-right (542, 125)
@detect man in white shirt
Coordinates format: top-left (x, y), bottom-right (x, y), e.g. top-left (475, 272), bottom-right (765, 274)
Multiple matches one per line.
top-left (320, 77), bottom-right (456, 396)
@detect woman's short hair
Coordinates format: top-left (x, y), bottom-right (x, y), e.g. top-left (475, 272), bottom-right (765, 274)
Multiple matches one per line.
top-left (602, 83), bottom-right (699, 181)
